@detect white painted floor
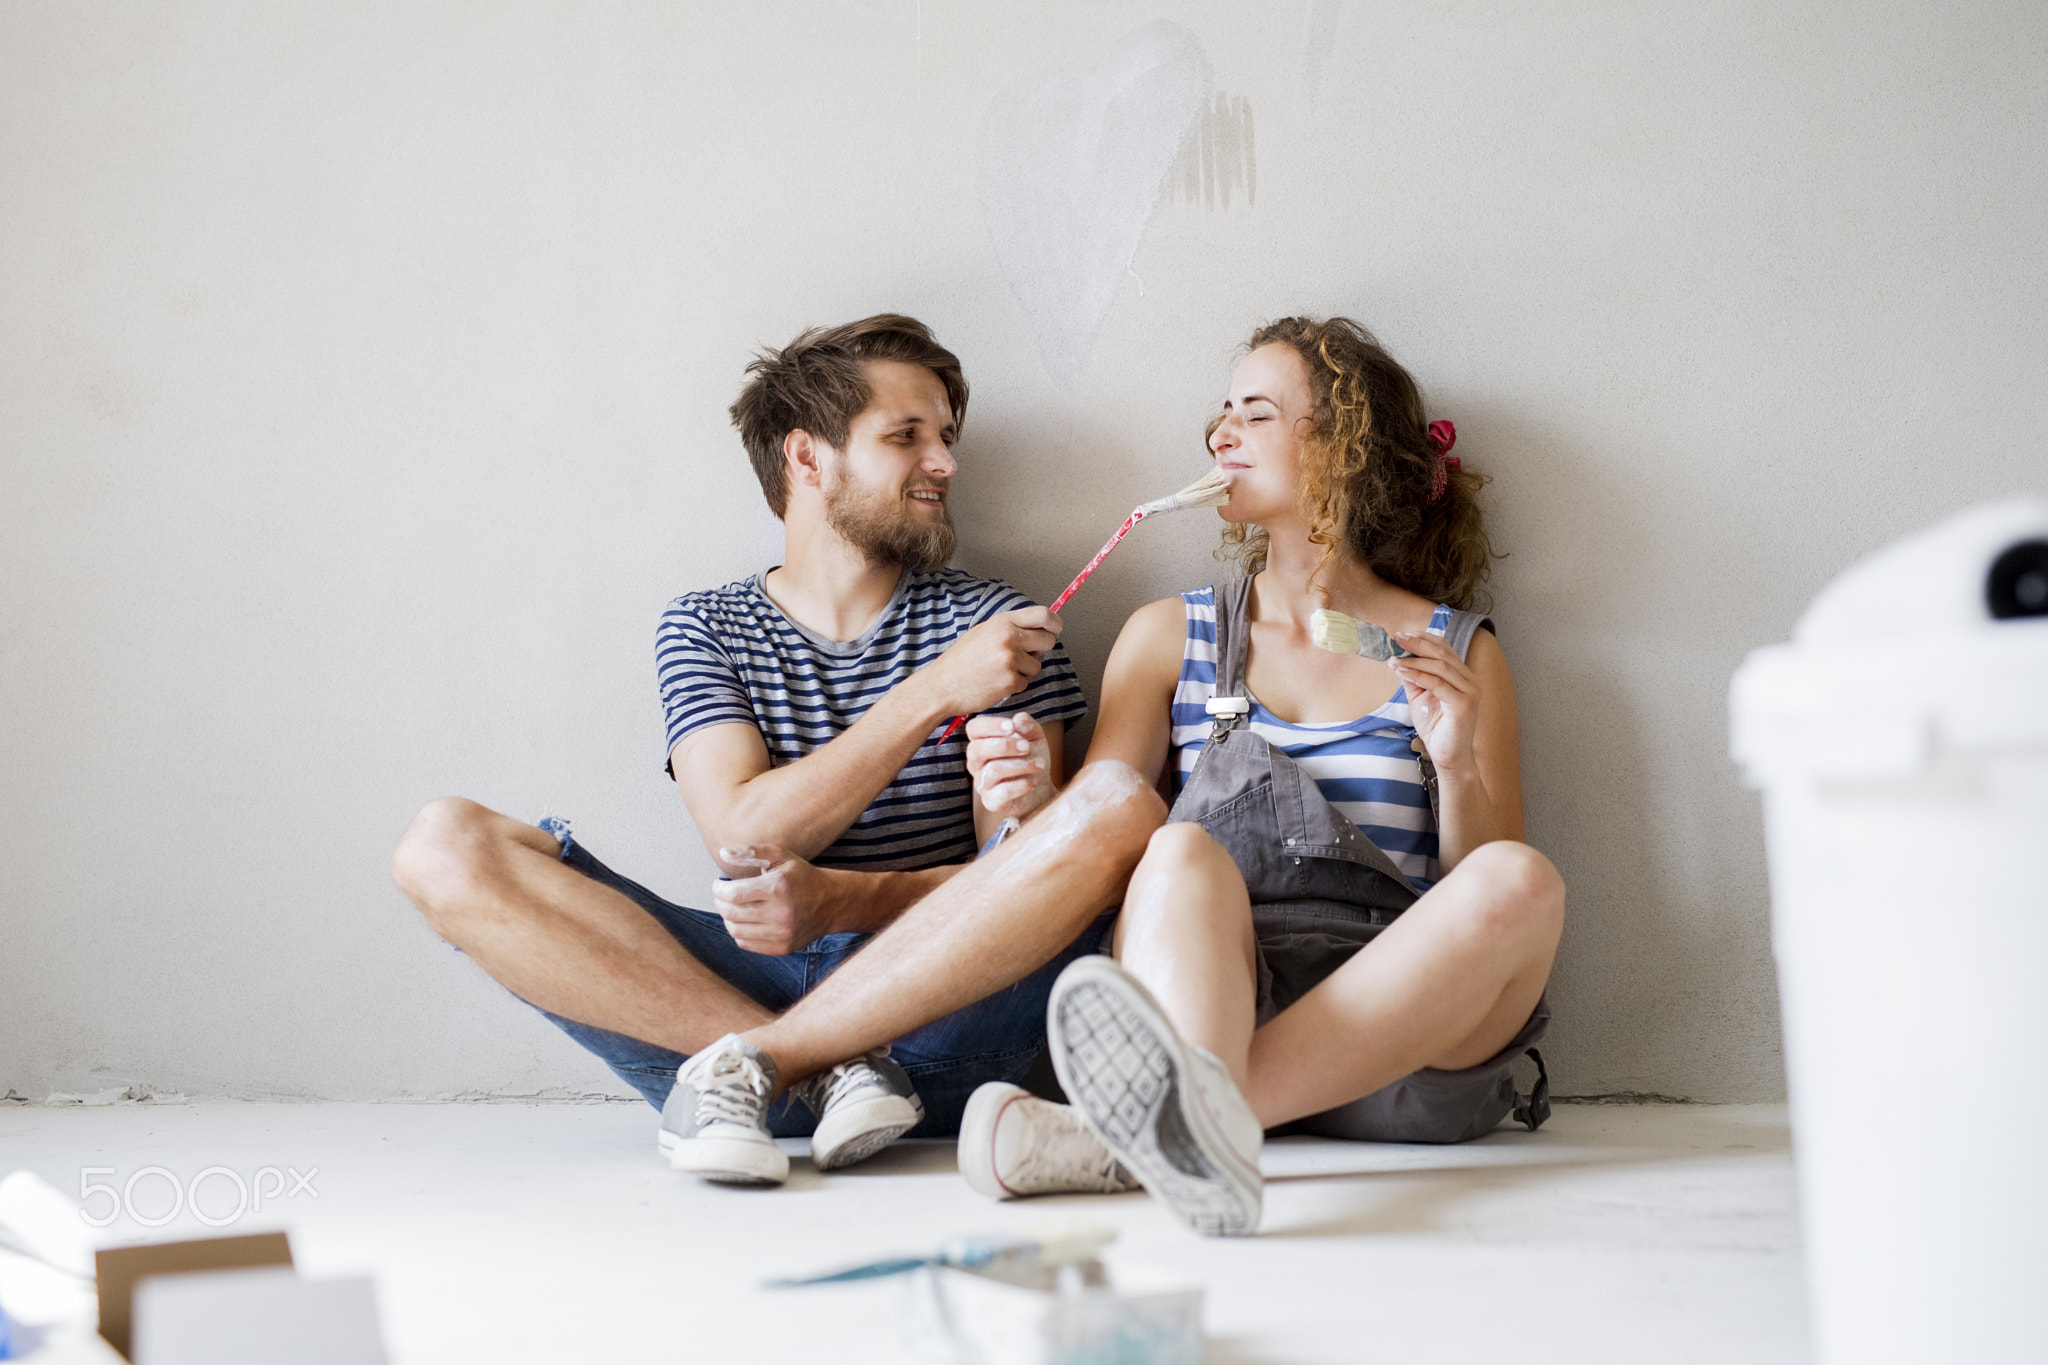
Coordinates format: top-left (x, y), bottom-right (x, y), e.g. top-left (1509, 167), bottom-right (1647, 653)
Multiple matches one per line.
top-left (0, 1101), bottom-right (1808, 1363)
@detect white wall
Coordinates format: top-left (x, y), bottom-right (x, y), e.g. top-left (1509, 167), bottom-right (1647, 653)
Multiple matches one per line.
top-left (4, 0), bottom-right (2043, 1103)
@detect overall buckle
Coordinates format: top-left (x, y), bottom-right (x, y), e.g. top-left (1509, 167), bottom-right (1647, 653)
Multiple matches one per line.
top-left (1205, 695), bottom-right (1250, 739)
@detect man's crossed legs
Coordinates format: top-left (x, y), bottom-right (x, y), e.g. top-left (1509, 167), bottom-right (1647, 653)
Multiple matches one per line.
top-left (392, 762), bottom-right (1168, 1181)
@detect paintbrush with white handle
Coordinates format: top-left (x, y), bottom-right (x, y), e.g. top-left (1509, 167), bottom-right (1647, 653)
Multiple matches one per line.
top-left (934, 468), bottom-right (1233, 744)
top-left (1309, 609), bottom-right (1410, 661)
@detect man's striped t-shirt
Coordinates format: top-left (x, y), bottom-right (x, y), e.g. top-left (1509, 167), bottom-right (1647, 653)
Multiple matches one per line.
top-left (657, 568), bottom-right (1087, 872)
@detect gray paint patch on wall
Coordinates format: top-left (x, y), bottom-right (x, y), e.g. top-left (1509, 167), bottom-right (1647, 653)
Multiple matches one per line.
top-left (977, 20), bottom-right (1211, 380)
top-left (1301, 0), bottom-right (1345, 113)
top-left (1164, 91), bottom-right (1256, 210)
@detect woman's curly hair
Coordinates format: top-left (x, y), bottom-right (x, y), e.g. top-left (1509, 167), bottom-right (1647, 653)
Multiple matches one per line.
top-left (1216, 316), bottom-right (1498, 611)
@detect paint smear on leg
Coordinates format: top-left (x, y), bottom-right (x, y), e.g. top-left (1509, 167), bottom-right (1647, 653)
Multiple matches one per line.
top-left (992, 761), bottom-right (1148, 880)
top-left (1117, 862), bottom-right (1181, 997)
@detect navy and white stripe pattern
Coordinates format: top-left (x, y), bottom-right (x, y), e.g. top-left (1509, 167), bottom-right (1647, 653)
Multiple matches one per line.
top-left (658, 568), bottom-right (1087, 872)
top-left (1169, 588), bottom-right (1452, 890)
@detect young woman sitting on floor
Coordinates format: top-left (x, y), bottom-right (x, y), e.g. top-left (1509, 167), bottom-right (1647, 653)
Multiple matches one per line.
top-left (958, 316), bottom-right (1565, 1236)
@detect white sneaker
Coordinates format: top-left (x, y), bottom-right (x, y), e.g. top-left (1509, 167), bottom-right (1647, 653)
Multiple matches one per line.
top-left (659, 1034), bottom-right (789, 1186)
top-left (1047, 956), bottom-right (1264, 1236)
top-left (958, 1081), bottom-right (1142, 1200)
top-left (791, 1049), bottom-right (924, 1171)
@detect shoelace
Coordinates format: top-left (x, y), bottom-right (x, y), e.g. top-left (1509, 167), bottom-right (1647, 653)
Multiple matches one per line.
top-left (692, 1051), bottom-right (770, 1129)
top-left (806, 1057), bottom-right (882, 1114)
top-left (1014, 1107), bottom-right (1132, 1189)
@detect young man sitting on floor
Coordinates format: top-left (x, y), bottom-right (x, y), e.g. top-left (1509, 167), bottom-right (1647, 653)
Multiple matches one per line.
top-left (391, 313), bottom-right (1164, 1184)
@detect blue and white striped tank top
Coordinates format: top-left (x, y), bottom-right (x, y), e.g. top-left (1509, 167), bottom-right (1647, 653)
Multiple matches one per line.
top-left (1169, 587), bottom-right (1450, 890)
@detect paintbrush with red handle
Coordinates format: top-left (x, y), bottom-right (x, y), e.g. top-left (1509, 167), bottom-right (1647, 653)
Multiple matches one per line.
top-left (932, 467), bottom-right (1232, 746)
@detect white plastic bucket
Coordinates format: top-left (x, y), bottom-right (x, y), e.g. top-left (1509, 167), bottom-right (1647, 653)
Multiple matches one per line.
top-left (1731, 497), bottom-right (2048, 1365)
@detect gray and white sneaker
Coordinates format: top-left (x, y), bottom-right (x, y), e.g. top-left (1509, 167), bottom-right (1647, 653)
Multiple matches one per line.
top-left (659, 1034), bottom-right (788, 1186)
top-left (791, 1049), bottom-right (924, 1170)
top-left (1047, 956), bottom-right (1264, 1236)
top-left (958, 1081), bottom-right (1142, 1200)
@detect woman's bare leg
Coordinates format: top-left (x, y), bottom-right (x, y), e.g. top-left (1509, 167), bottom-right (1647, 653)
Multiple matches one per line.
top-left (1244, 840), bottom-right (1565, 1127)
top-left (1111, 822), bottom-right (1259, 1088)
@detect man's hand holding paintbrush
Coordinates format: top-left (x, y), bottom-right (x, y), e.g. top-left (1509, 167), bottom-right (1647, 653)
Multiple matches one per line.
top-left (906, 605), bottom-right (1064, 725)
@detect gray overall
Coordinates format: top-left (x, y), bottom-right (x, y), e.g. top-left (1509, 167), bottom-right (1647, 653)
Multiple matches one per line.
top-left (1164, 577), bottom-right (1550, 1143)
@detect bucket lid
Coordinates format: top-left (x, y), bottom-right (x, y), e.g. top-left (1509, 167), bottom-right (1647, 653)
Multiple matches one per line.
top-left (1732, 497), bottom-right (2048, 784)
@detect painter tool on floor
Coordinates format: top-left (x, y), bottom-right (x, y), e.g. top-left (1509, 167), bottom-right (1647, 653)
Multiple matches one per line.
top-left (956, 316), bottom-right (1561, 1236)
top-left (768, 1224), bottom-right (1203, 1365)
top-left (393, 314), bottom-right (1103, 1185)
top-left (766, 1223), bottom-right (1116, 1287)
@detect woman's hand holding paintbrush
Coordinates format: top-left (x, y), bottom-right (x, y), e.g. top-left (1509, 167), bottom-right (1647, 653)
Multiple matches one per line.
top-left (932, 467), bottom-right (1234, 746)
top-left (1310, 610), bottom-right (1482, 771)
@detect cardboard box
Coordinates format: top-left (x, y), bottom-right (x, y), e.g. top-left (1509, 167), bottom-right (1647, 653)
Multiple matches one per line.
top-left (93, 1233), bottom-right (291, 1360)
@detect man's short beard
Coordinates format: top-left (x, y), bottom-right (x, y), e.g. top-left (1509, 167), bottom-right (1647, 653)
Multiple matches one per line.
top-left (822, 460), bottom-right (957, 574)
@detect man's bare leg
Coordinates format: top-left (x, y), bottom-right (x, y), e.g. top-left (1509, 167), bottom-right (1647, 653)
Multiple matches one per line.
top-left (1244, 839), bottom-right (1564, 1127)
top-left (742, 761), bottom-right (1168, 1086)
top-left (393, 798), bottom-right (773, 1050)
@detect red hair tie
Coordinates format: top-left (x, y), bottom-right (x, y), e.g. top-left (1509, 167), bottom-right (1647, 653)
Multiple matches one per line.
top-left (1425, 420), bottom-right (1460, 505)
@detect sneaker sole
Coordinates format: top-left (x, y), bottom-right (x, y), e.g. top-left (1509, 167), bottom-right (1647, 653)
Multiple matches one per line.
top-left (1048, 958), bottom-right (1261, 1236)
top-left (665, 1134), bottom-right (789, 1186)
top-left (810, 1093), bottom-right (921, 1171)
top-left (957, 1082), bottom-right (1032, 1199)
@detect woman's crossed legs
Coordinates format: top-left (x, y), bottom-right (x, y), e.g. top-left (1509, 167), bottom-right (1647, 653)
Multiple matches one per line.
top-left (1114, 822), bottom-right (1565, 1131)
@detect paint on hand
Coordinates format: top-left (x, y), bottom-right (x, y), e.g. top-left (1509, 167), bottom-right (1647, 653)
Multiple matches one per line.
top-left (713, 847), bottom-right (781, 907)
top-left (719, 847), bottom-right (775, 876)
top-left (977, 21), bottom-right (1212, 380)
top-left (975, 734), bottom-right (1049, 812)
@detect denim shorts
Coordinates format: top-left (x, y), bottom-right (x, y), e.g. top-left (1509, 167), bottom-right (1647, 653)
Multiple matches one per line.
top-left (530, 817), bottom-right (1112, 1139)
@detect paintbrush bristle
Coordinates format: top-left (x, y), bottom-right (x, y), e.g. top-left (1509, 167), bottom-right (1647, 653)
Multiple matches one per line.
top-left (1135, 467), bottom-right (1234, 517)
top-left (1168, 466), bottom-right (1233, 509)
top-left (1310, 609), bottom-right (1360, 656)
top-left (1311, 609), bottom-right (1407, 661)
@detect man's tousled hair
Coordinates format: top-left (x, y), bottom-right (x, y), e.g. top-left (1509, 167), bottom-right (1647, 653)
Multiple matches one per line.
top-left (728, 314), bottom-right (968, 518)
